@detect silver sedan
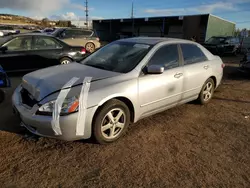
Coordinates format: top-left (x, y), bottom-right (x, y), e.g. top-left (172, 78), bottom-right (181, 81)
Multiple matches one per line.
top-left (12, 37), bottom-right (224, 144)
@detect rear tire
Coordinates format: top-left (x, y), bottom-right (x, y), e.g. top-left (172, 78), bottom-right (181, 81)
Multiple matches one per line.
top-left (60, 57), bottom-right (72, 65)
top-left (198, 78), bottom-right (215, 105)
top-left (93, 99), bottom-right (130, 144)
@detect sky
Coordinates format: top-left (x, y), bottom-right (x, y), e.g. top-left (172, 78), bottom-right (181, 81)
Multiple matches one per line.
top-left (0, 0), bottom-right (250, 29)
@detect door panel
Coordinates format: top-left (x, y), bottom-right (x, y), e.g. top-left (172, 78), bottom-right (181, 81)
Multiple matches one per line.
top-left (31, 36), bottom-right (64, 69)
top-left (138, 44), bottom-right (184, 117)
top-left (27, 49), bottom-right (62, 69)
top-left (180, 43), bottom-right (212, 100)
top-left (139, 67), bottom-right (184, 116)
top-left (0, 36), bottom-right (33, 72)
top-left (182, 61), bottom-right (212, 99)
top-left (0, 51), bottom-right (26, 71)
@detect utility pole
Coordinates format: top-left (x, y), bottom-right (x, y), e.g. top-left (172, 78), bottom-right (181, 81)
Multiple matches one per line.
top-left (131, 1), bottom-right (135, 36)
top-left (85, 0), bottom-right (89, 29)
top-left (131, 1), bottom-right (134, 18)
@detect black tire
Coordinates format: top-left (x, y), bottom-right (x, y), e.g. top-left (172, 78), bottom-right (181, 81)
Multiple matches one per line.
top-left (198, 78), bottom-right (215, 105)
top-left (0, 89), bottom-right (5, 104)
top-left (60, 57), bottom-right (72, 65)
top-left (93, 99), bottom-right (131, 144)
top-left (85, 42), bottom-right (95, 53)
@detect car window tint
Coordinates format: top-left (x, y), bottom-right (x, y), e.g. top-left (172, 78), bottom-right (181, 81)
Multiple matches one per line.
top-left (34, 37), bottom-right (62, 50)
top-left (3, 36), bottom-right (32, 51)
top-left (80, 30), bottom-right (92, 36)
top-left (63, 29), bottom-right (75, 38)
top-left (147, 44), bottom-right (179, 70)
top-left (181, 44), bottom-right (207, 65)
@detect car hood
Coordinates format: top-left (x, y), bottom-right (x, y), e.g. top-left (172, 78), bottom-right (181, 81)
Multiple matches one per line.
top-left (21, 63), bottom-right (120, 101)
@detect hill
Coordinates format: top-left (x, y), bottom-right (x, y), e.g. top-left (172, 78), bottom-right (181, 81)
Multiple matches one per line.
top-left (0, 14), bottom-right (38, 25)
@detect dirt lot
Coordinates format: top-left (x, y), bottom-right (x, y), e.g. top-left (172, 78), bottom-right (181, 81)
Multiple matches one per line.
top-left (0, 56), bottom-right (250, 188)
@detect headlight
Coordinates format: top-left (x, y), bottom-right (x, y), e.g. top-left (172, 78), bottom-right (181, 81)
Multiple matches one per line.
top-left (37, 96), bottom-right (79, 116)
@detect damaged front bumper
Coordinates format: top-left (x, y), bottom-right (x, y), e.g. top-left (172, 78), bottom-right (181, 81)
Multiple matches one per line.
top-left (12, 85), bottom-right (97, 141)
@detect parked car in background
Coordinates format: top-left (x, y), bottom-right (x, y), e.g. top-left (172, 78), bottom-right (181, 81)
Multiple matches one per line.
top-left (0, 25), bottom-right (20, 37)
top-left (239, 51), bottom-right (250, 73)
top-left (51, 28), bottom-right (101, 53)
top-left (12, 37), bottom-right (224, 144)
top-left (203, 36), bottom-right (240, 55)
top-left (0, 33), bottom-right (88, 72)
top-left (42, 28), bottom-right (56, 34)
top-left (240, 37), bottom-right (250, 53)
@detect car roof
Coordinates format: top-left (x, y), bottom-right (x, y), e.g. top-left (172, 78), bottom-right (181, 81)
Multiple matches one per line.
top-left (117, 37), bottom-right (196, 45)
top-left (9, 33), bottom-right (56, 38)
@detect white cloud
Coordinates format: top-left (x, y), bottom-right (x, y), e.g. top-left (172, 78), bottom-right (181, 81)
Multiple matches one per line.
top-left (0, 0), bottom-right (92, 17)
top-left (0, 0), bottom-right (69, 14)
top-left (50, 12), bottom-right (103, 21)
top-left (61, 12), bottom-right (78, 20)
top-left (144, 0), bottom-right (249, 15)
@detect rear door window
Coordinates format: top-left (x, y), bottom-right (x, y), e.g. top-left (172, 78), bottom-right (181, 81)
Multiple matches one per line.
top-left (80, 30), bottom-right (93, 37)
top-left (180, 44), bottom-right (208, 65)
top-left (33, 36), bottom-right (62, 50)
top-left (62, 29), bottom-right (75, 38)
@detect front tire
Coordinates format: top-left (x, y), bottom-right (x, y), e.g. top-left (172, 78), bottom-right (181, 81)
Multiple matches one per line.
top-left (93, 99), bottom-right (131, 144)
top-left (198, 78), bottom-right (215, 105)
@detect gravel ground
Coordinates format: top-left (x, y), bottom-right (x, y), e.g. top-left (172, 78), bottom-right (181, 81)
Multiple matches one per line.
top-left (0, 56), bottom-right (249, 188)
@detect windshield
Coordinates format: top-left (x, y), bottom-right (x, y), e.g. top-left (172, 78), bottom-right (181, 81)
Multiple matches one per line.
top-left (80, 41), bottom-right (152, 73)
top-left (206, 37), bottom-right (226, 44)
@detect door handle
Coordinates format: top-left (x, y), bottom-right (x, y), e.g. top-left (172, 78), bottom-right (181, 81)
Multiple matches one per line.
top-left (174, 73), bottom-right (183, 78)
top-left (204, 65), bottom-right (209, 69)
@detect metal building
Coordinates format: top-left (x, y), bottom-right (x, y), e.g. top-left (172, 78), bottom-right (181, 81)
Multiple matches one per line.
top-left (92, 14), bottom-right (235, 43)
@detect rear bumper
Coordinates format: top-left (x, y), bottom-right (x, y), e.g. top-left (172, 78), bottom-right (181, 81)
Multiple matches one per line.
top-left (12, 85), bottom-right (97, 141)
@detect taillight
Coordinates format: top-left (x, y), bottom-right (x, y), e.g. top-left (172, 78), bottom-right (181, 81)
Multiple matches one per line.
top-left (221, 63), bottom-right (225, 68)
top-left (81, 48), bottom-right (86, 54)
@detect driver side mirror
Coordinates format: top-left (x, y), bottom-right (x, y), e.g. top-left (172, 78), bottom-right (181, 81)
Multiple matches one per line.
top-left (0, 46), bottom-right (7, 53)
top-left (147, 65), bottom-right (164, 74)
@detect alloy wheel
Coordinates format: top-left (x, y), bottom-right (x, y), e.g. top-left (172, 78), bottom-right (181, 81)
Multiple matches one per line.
top-left (61, 60), bottom-right (70, 64)
top-left (86, 43), bottom-right (95, 53)
top-left (101, 108), bottom-right (126, 139)
top-left (203, 82), bottom-right (213, 101)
